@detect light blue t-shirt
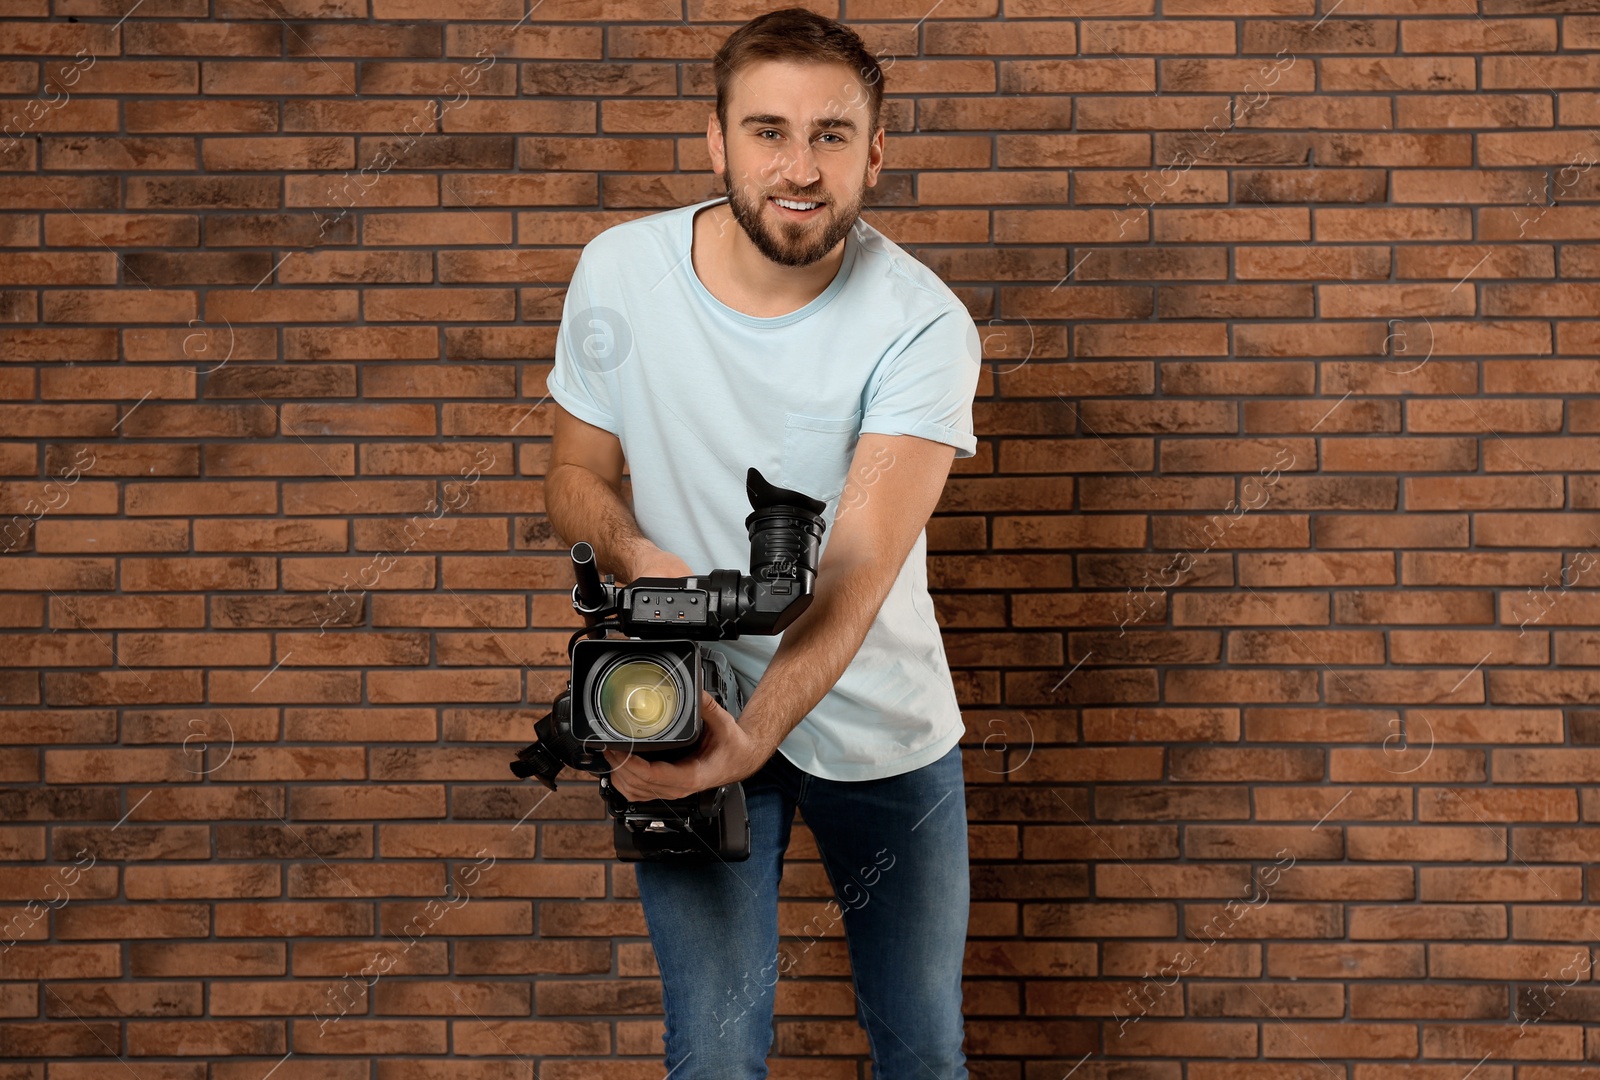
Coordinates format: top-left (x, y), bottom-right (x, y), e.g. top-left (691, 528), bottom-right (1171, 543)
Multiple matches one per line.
top-left (546, 195), bottom-right (982, 781)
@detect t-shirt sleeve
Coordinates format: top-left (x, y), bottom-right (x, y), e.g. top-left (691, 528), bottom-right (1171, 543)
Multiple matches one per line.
top-left (546, 256), bottom-right (620, 435)
top-left (859, 305), bottom-right (982, 458)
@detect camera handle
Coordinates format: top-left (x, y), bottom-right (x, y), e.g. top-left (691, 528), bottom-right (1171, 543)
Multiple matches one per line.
top-left (570, 540), bottom-right (612, 626)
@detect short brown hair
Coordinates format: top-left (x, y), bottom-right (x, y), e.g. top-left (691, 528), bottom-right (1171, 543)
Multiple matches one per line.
top-left (713, 7), bottom-right (885, 142)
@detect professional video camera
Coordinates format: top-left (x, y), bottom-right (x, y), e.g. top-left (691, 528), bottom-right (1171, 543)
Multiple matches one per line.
top-left (510, 467), bottom-right (826, 862)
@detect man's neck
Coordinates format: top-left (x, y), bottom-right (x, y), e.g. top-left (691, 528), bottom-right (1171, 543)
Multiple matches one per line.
top-left (693, 201), bottom-right (847, 318)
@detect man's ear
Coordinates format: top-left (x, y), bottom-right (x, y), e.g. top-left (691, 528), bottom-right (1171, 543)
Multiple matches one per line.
top-left (707, 111), bottom-right (725, 178)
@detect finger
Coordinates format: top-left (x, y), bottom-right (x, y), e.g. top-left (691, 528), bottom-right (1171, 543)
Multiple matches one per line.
top-left (622, 756), bottom-right (662, 783)
top-left (612, 759), bottom-right (675, 801)
top-left (604, 757), bottom-right (643, 798)
top-left (606, 749), bottom-right (642, 776)
top-left (699, 690), bottom-right (733, 731)
top-left (600, 744), bottom-right (638, 769)
top-left (625, 763), bottom-right (689, 803)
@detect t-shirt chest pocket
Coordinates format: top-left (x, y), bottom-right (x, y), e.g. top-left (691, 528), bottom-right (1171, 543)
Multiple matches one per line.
top-left (779, 409), bottom-right (862, 504)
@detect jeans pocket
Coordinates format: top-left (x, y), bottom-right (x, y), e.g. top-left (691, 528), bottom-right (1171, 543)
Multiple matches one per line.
top-left (780, 409), bottom-right (861, 504)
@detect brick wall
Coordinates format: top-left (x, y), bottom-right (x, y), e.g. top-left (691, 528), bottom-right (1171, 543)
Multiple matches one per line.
top-left (3, 0), bottom-right (1599, 1075)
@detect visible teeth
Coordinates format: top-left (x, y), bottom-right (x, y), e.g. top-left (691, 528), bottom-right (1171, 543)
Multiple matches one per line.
top-left (773, 198), bottom-right (820, 210)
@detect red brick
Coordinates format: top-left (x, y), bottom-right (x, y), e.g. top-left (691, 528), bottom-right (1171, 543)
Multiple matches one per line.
top-left (1269, 944), bottom-right (1425, 980)
top-left (1420, 868), bottom-right (1584, 902)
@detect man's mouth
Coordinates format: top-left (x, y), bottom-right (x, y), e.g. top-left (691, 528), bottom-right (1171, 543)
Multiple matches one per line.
top-left (770, 196), bottom-right (824, 217)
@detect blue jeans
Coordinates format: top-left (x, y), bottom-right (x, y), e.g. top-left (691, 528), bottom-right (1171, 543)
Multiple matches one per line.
top-left (635, 741), bottom-right (971, 1079)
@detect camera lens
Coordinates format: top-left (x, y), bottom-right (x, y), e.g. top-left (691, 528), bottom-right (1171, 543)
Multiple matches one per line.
top-left (595, 658), bottom-right (681, 739)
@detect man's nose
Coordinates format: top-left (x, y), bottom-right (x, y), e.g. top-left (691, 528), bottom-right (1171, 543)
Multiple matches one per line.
top-left (774, 140), bottom-right (821, 190)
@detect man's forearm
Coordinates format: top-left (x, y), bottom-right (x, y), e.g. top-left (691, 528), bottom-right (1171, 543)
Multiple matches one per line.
top-left (736, 555), bottom-right (891, 759)
top-left (545, 463), bottom-right (653, 580)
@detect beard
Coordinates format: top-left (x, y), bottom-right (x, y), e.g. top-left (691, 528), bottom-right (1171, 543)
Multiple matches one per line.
top-left (721, 160), bottom-right (868, 269)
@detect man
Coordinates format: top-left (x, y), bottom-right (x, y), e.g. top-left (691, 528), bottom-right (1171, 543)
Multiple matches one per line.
top-left (542, 8), bottom-right (982, 1078)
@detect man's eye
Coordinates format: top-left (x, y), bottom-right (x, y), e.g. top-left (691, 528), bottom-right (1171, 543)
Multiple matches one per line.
top-left (757, 130), bottom-right (843, 143)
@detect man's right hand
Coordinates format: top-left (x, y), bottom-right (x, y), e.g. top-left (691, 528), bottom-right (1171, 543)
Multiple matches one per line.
top-left (625, 545), bottom-right (694, 584)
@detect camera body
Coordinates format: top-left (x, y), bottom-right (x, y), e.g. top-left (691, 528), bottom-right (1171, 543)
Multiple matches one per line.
top-left (535, 639), bottom-right (749, 861)
top-left (511, 467), bottom-right (827, 862)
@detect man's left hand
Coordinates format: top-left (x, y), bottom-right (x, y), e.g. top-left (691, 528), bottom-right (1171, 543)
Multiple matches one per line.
top-left (602, 690), bottom-right (770, 802)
